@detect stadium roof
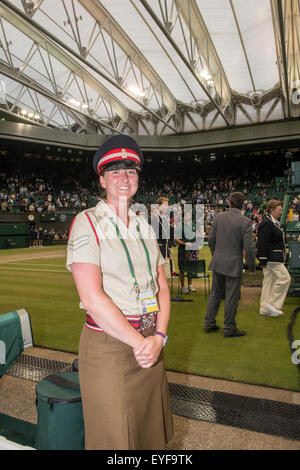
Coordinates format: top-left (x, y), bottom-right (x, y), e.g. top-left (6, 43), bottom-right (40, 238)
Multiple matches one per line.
top-left (0, 0), bottom-right (299, 137)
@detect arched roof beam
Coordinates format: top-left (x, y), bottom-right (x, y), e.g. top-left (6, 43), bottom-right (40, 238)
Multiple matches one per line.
top-left (78, 0), bottom-right (177, 120)
top-left (0, 61), bottom-right (125, 134)
top-left (0, 1), bottom-right (130, 125)
top-left (229, 0), bottom-right (256, 92)
top-left (271, 0), bottom-right (300, 118)
top-left (174, 0), bottom-right (232, 114)
top-left (8, 0), bottom-right (177, 134)
top-left (129, 0), bottom-right (198, 103)
top-left (139, 0), bottom-right (233, 126)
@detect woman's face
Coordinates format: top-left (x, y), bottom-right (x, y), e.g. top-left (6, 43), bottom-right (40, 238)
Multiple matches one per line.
top-left (100, 168), bottom-right (139, 204)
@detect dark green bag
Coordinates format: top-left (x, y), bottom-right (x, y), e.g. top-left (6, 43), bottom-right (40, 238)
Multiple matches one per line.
top-left (35, 372), bottom-right (84, 450)
top-left (0, 311), bottom-right (24, 376)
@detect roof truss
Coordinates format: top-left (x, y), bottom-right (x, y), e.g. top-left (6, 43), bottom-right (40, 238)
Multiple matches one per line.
top-left (271, 0), bottom-right (300, 118)
top-left (0, 0), bottom-right (296, 136)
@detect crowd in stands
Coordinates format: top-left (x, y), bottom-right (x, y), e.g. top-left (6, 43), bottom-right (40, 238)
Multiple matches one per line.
top-left (0, 170), bottom-right (297, 213)
top-left (0, 153), bottom-right (299, 239)
top-left (0, 172), bottom-right (99, 214)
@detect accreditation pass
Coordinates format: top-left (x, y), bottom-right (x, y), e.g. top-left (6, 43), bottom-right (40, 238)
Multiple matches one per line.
top-left (138, 290), bottom-right (159, 315)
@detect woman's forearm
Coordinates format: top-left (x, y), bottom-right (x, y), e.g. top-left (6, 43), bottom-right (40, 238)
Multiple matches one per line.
top-left (155, 283), bottom-right (171, 335)
top-left (84, 293), bottom-right (144, 349)
top-left (71, 263), bottom-right (144, 350)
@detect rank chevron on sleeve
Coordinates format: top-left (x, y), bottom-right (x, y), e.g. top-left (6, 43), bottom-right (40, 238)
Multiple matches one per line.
top-left (68, 235), bottom-right (90, 250)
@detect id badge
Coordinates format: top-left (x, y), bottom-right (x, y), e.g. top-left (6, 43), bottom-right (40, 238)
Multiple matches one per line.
top-left (138, 290), bottom-right (159, 315)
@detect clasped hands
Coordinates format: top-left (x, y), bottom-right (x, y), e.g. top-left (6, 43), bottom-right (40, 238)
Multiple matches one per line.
top-left (133, 335), bottom-right (163, 368)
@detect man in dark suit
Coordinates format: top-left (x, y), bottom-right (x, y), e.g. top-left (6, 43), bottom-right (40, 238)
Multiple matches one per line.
top-left (204, 192), bottom-right (256, 337)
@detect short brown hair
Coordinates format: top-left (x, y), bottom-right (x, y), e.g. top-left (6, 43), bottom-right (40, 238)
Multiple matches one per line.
top-left (229, 192), bottom-right (245, 209)
top-left (157, 197), bottom-right (169, 205)
top-left (266, 200), bottom-right (282, 213)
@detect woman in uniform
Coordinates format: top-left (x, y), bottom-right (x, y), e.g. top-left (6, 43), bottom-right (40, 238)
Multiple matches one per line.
top-left (67, 135), bottom-right (173, 450)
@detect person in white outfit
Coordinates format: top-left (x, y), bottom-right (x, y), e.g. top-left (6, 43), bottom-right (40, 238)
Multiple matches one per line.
top-left (256, 200), bottom-right (291, 317)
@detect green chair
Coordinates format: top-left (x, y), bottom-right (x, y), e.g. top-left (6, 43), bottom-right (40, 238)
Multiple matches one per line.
top-left (182, 259), bottom-right (211, 297)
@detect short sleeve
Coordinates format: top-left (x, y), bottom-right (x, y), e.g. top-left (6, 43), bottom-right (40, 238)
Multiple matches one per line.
top-left (158, 253), bottom-right (165, 267)
top-left (156, 240), bottom-right (165, 266)
top-left (66, 212), bottom-right (100, 271)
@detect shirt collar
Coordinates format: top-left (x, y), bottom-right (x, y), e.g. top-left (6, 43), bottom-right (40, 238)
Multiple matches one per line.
top-left (269, 214), bottom-right (278, 223)
top-left (268, 214), bottom-right (281, 228)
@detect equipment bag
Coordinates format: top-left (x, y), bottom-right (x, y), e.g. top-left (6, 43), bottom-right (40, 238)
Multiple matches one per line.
top-left (35, 372), bottom-right (84, 450)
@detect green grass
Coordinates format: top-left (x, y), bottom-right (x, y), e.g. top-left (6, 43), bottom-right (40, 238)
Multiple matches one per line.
top-left (165, 289), bottom-right (300, 390)
top-left (0, 245), bottom-right (300, 391)
top-left (0, 246), bottom-right (82, 352)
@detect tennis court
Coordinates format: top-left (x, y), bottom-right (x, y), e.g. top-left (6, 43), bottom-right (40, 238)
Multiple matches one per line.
top-left (1, 245), bottom-right (299, 391)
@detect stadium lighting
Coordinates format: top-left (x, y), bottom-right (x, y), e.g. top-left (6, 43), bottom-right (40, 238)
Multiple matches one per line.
top-left (34, 114), bottom-right (40, 120)
top-left (27, 112), bottom-right (33, 118)
top-left (200, 69), bottom-right (211, 81)
top-left (69, 98), bottom-right (88, 109)
top-left (21, 109), bottom-right (27, 115)
top-left (69, 98), bottom-right (80, 107)
top-left (127, 85), bottom-right (145, 97)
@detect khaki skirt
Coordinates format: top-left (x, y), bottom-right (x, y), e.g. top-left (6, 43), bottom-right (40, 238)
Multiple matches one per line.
top-left (78, 326), bottom-right (173, 450)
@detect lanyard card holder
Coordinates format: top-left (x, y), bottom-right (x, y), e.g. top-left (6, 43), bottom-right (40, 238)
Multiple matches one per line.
top-left (139, 290), bottom-right (159, 316)
top-left (139, 290), bottom-right (158, 330)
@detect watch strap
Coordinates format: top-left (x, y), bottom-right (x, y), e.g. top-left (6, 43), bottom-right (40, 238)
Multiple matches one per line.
top-left (154, 331), bottom-right (168, 347)
top-left (154, 331), bottom-right (166, 340)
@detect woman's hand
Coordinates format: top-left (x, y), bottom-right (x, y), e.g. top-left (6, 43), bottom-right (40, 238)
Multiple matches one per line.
top-left (133, 335), bottom-right (163, 368)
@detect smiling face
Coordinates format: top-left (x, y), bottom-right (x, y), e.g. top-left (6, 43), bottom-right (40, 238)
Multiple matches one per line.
top-left (99, 168), bottom-right (139, 206)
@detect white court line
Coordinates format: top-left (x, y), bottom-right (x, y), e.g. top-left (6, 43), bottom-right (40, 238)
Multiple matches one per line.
top-left (0, 253), bottom-right (65, 264)
top-left (1, 262), bottom-right (65, 267)
top-left (0, 266), bottom-right (68, 273)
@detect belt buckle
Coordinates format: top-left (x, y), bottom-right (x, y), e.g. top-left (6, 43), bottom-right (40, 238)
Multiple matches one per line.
top-left (140, 312), bottom-right (156, 331)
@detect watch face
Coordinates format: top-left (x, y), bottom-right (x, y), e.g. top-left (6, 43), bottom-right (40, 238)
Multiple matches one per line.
top-left (163, 335), bottom-right (169, 347)
top-left (28, 214), bottom-right (35, 221)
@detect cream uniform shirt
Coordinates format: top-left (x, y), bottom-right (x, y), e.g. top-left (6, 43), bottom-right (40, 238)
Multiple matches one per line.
top-left (67, 200), bottom-right (165, 320)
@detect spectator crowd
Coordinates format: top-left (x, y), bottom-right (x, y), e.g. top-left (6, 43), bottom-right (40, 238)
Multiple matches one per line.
top-left (0, 152), bottom-right (299, 244)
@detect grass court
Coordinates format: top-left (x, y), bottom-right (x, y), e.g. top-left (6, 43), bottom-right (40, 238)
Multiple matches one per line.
top-left (0, 245), bottom-right (299, 391)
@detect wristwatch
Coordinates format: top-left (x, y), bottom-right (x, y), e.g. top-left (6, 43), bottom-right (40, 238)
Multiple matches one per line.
top-left (154, 331), bottom-right (169, 347)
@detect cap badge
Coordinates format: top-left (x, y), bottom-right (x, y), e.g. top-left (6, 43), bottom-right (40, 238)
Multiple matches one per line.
top-left (121, 148), bottom-right (127, 159)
